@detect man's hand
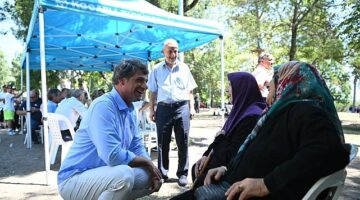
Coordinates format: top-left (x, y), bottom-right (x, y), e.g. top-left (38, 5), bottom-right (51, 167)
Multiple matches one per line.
top-left (225, 178), bottom-right (269, 200)
top-left (149, 109), bottom-right (156, 122)
top-left (151, 178), bottom-right (162, 192)
top-left (145, 160), bottom-right (162, 192)
top-left (190, 113), bottom-right (194, 120)
top-left (204, 166), bottom-right (227, 186)
top-left (128, 157), bottom-right (162, 192)
top-left (194, 156), bottom-right (208, 177)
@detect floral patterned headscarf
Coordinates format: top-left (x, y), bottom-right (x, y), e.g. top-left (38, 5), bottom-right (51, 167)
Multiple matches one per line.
top-left (268, 61), bottom-right (344, 142)
top-left (230, 61), bottom-right (344, 169)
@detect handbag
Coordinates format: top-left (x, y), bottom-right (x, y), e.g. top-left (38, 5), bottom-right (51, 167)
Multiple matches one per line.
top-left (194, 181), bottom-right (230, 200)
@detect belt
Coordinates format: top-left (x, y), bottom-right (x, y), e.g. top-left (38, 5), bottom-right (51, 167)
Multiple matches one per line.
top-left (158, 101), bottom-right (188, 108)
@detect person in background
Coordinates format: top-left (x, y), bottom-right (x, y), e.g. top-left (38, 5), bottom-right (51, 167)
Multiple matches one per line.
top-left (55, 89), bottom-right (87, 141)
top-left (17, 89), bottom-right (42, 143)
top-left (60, 88), bottom-right (71, 101)
top-left (58, 59), bottom-right (162, 200)
top-left (148, 38), bottom-right (197, 187)
top-left (91, 88), bottom-right (106, 100)
top-left (190, 61), bottom-right (349, 200)
top-left (41, 88), bottom-right (62, 113)
top-left (11, 87), bottom-right (22, 132)
top-left (252, 52), bottom-right (275, 101)
top-left (171, 72), bottom-right (266, 199)
top-left (3, 85), bottom-right (23, 135)
top-left (194, 93), bottom-right (200, 114)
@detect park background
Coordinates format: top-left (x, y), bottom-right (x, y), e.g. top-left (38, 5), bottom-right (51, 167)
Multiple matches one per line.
top-left (0, 1), bottom-right (360, 199)
top-left (1, 0), bottom-right (360, 111)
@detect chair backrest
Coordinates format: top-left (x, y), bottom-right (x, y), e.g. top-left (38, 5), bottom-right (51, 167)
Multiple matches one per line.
top-left (302, 143), bottom-right (358, 200)
top-left (47, 113), bottom-right (75, 145)
top-left (302, 169), bottom-right (346, 200)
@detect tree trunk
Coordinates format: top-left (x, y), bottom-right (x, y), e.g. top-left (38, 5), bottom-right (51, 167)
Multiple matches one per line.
top-left (353, 77), bottom-right (357, 111)
top-left (184, 0), bottom-right (200, 14)
top-left (289, 2), bottom-right (299, 61)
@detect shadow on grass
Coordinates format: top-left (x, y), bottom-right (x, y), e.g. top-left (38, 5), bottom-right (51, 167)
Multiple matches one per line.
top-left (189, 137), bottom-right (210, 147)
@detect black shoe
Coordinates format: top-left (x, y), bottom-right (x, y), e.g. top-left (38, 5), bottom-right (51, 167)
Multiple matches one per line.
top-left (33, 140), bottom-right (40, 144)
top-left (162, 174), bottom-right (169, 181)
top-left (178, 175), bottom-right (188, 187)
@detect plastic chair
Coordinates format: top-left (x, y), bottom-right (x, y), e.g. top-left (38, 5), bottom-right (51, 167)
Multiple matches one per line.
top-left (143, 121), bottom-right (158, 154)
top-left (46, 113), bottom-right (75, 165)
top-left (302, 143), bottom-right (358, 200)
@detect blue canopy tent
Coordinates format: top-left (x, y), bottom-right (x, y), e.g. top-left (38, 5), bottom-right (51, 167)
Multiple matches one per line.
top-left (22, 0), bottom-right (224, 185)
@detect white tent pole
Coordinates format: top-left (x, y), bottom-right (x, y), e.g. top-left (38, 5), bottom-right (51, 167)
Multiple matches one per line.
top-left (39, 6), bottom-right (50, 186)
top-left (20, 64), bottom-right (23, 91)
top-left (25, 52), bottom-right (31, 149)
top-left (20, 61), bottom-right (24, 135)
top-left (220, 37), bottom-right (225, 124)
top-left (178, 0), bottom-right (184, 62)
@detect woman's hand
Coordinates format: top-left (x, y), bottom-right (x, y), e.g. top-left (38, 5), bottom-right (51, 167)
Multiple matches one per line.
top-left (225, 178), bottom-right (269, 200)
top-left (204, 166), bottom-right (227, 186)
top-left (195, 156), bottom-right (208, 177)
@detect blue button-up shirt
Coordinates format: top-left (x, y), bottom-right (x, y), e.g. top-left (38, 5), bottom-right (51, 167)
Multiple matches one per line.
top-left (47, 100), bottom-right (57, 113)
top-left (57, 88), bottom-right (149, 184)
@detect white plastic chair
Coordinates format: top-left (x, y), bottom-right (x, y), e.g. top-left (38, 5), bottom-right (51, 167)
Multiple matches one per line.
top-left (302, 143), bottom-right (358, 200)
top-left (47, 113), bottom-right (75, 165)
top-left (138, 110), bottom-right (157, 154)
top-left (143, 121), bottom-right (158, 154)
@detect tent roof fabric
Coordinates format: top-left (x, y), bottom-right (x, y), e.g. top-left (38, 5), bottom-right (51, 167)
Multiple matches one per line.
top-left (23, 0), bottom-right (223, 71)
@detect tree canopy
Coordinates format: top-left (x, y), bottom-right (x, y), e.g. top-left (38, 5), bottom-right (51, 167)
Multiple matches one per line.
top-left (1, 0), bottom-right (359, 109)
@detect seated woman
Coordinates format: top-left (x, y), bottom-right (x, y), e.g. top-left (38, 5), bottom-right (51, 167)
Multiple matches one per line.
top-left (172, 72), bottom-right (266, 199)
top-left (175, 61), bottom-right (350, 200)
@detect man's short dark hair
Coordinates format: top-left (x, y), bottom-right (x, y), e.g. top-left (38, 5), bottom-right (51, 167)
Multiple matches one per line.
top-left (48, 88), bottom-right (61, 100)
top-left (112, 59), bottom-right (148, 85)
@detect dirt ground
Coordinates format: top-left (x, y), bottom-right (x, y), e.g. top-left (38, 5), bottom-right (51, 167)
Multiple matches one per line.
top-left (0, 111), bottom-right (359, 200)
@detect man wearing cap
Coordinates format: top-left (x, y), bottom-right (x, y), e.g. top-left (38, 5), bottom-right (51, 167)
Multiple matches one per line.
top-left (252, 52), bottom-right (275, 101)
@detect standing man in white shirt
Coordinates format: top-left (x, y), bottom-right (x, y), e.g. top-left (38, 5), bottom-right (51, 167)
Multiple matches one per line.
top-left (252, 52), bottom-right (275, 101)
top-left (148, 38), bottom-right (197, 187)
top-left (55, 89), bottom-right (87, 141)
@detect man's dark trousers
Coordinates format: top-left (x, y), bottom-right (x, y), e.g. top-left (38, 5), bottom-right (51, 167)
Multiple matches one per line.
top-left (156, 101), bottom-right (190, 178)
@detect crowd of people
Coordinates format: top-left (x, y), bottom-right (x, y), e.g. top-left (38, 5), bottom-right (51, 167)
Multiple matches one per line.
top-left (0, 38), bottom-right (352, 200)
top-left (0, 85), bottom-right (106, 144)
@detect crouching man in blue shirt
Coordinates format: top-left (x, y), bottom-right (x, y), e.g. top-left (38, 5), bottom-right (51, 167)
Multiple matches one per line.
top-left (57, 59), bottom-right (162, 200)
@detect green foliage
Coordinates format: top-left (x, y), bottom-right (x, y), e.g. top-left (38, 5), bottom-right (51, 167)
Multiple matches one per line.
top-left (3, 0), bottom-right (358, 107)
top-left (316, 61), bottom-right (350, 104)
top-left (0, 50), bottom-right (11, 87)
top-left (146, 0), bottom-right (200, 14)
top-left (340, 0), bottom-right (360, 50)
top-left (5, 0), bottom-right (33, 39)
